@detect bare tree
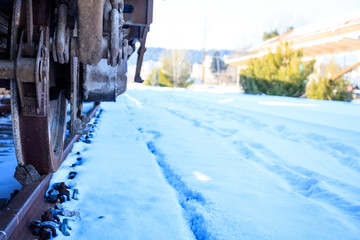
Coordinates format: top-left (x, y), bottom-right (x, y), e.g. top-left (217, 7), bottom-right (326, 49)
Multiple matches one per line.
top-left (162, 50), bottom-right (192, 87)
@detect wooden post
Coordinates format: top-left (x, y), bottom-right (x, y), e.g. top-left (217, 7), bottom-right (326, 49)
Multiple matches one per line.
top-left (330, 61), bottom-right (360, 81)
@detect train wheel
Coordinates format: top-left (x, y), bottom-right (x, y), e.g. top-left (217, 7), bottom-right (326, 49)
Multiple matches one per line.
top-left (11, 0), bottom-right (68, 174)
top-left (12, 81), bottom-right (67, 174)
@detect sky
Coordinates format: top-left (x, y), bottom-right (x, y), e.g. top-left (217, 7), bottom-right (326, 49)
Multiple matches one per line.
top-left (146, 0), bottom-right (360, 50)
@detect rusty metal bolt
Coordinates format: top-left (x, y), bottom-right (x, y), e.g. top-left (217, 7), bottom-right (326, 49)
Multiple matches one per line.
top-left (60, 218), bottom-right (71, 236)
top-left (47, 189), bottom-right (60, 203)
top-left (58, 182), bottom-right (71, 202)
top-left (72, 189), bottom-right (79, 200)
top-left (41, 210), bottom-right (60, 223)
top-left (29, 220), bottom-right (42, 235)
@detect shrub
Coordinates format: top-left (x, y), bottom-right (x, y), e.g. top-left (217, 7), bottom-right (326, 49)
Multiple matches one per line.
top-left (306, 77), bottom-right (352, 101)
top-left (306, 59), bottom-right (352, 101)
top-left (240, 42), bottom-right (314, 97)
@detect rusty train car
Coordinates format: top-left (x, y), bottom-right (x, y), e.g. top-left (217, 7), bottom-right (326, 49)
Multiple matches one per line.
top-left (0, 0), bottom-right (153, 176)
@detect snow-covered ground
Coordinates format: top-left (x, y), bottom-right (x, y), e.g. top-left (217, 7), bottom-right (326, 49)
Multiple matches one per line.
top-left (0, 115), bottom-right (21, 199)
top-left (51, 85), bottom-right (360, 240)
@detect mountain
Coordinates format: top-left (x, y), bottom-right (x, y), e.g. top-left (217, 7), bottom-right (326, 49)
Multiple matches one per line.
top-left (128, 47), bottom-right (233, 65)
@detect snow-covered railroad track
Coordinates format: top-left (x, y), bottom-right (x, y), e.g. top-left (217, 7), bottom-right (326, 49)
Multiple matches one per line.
top-left (116, 86), bottom-right (360, 240)
top-left (0, 103), bottom-right (100, 240)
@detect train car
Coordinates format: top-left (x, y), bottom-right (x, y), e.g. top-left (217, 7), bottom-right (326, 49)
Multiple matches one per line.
top-left (0, 0), bottom-right (153, 177)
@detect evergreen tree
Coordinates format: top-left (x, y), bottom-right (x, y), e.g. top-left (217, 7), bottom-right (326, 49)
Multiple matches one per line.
top-left (286, 26), bottom-right (294, 32)
top-left (240, 42), bottom-right (314, 96)
top-left (210, 51), bottom-right (227, 73)
top-left (263, 29), bottom-right (279, 41)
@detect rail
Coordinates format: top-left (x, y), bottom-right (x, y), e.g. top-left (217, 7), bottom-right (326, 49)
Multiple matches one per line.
top-left (0, 102), bottom-right (100, 240)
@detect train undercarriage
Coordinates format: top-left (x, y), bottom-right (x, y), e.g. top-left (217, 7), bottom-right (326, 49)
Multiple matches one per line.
top-left (0, 0), bottom-right (152, 177)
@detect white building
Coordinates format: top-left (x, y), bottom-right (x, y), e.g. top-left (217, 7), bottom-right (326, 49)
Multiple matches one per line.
top-left (191, 55), bottom-right (238, 86)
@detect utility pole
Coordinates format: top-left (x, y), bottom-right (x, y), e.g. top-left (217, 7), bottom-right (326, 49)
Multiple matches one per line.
top-left (201, 17), bottom-right (207, 85)
top-left (172, 50), bottom-right (178, 87)
top-left (202, 49), bottom-right (205, 84)
top-left (216, 54), bottom-right (221, 85)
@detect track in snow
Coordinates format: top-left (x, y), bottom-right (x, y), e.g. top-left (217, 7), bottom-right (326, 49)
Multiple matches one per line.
top-left (48, 86), bottom-right (360, 240)
top-left (121, 87), bottom-right (360, 240)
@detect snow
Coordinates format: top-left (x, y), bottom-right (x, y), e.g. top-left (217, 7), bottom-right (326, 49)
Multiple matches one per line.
top-left (0, 115), bottom-right (21, 199)
top-left (51, 85), bottom-right (360, 240)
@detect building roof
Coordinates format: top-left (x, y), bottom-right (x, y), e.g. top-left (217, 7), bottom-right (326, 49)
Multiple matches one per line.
top-left (226, 9), bottom-right (360, 67)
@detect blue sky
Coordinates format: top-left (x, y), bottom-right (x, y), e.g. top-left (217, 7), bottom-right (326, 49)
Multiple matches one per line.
top-left (146, 0), bottom-right (360, 50)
